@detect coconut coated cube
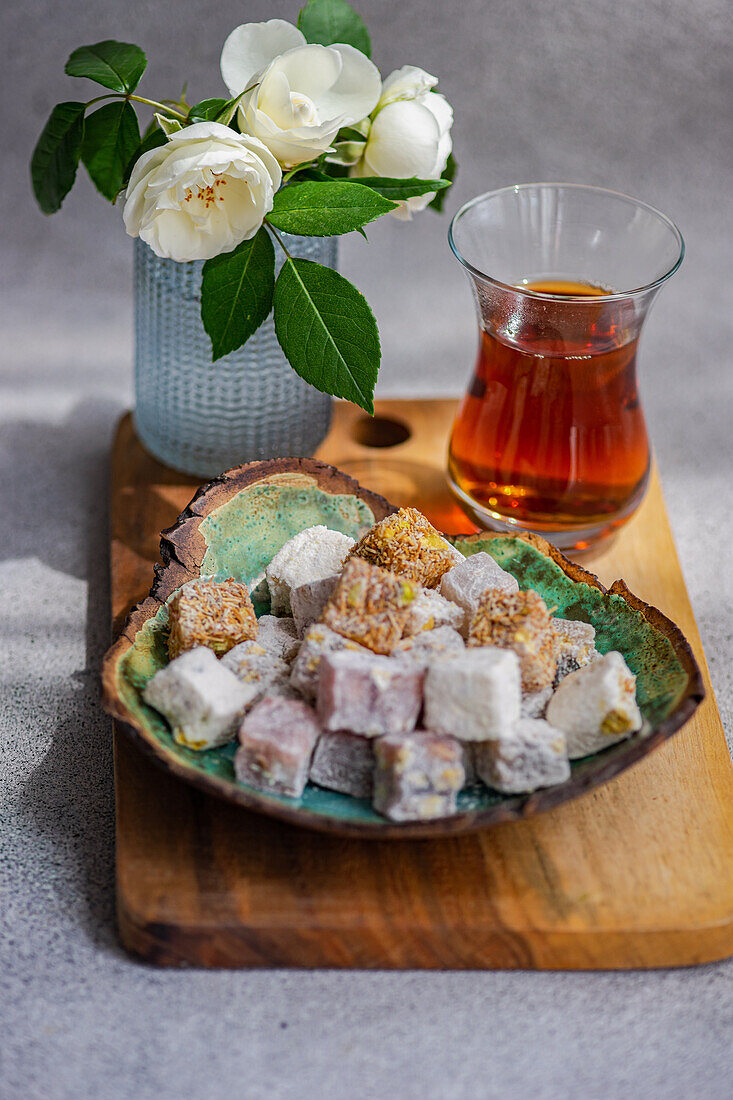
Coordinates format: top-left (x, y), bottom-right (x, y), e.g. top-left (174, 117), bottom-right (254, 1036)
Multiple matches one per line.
top-left (394, 625), bottom-right (465, 665)
top-left (423, 647), bottom-right (521, 742)
top-left (474, 718), bottom-right (570, 793)
top-left (349, 507), bottom-right (463, 588)
top-left (221, 641), bottom-right (292, 707)
top-left (265, 526), bottom-right (355, 616)
top-left (234, 695), bottom-right (321, 798)
top-left (469, 588), bottom-right (556, 692)
top-left (290, 574), bottom-right (339, 637)
top-left (289, 623), bottom-right (370, 700)
top-left (546, 651), bottom-right (643, 758)
top-left (373, 731), bottom-right (465, 821)
top-left (402, 587), bottom-right (465, 636)
top-left (439, 552), bottom-right (519, 633)
top-left (255, 614), bottom-right (301, 662)
top-left (167, 577), bottom-right (257, 659)
top-left (317, 649), bottom-right (424, 737)
top-left (309, 729), bottom-right (375, 799)
top-left (143, 646), bottom-right (251, 750)
top-left (321, 558), bottom-right (417, 654)
top-left (552, 617), bottom-right (598, 684)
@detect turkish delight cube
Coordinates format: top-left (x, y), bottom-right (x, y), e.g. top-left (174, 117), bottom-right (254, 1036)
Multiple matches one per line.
top-left (234, 696), bottom-right (320, 798)
top-left (349, 507), bottom-right (463, 589)
top-left (373, 731), bottom-right (465, 821)
top-left (317, 649), bottom-right (424, 736)
top-left (474, 718), bottom-right (570, 793)
top-left (289, 623), bottom-right (370, 700)
top-left (423, 647), bottom-right (521, 742)
top-left (468, 588), bottom-right (556, 692)
top-left (167, 577), bottom-right (257, 659)
top-left (546, 651), bottom-right (643, 758)
top-left (143, 646), bottom-right (251, 750)
top-left (309, 729), bottom-right (375, 799)
top-left (321, 558), bottom-right (417, 654)
top-left (290, 574), bottom-right (339, 637)
top-left (255, 614), bottom-right (301, 662)
top-left (265, 526), bottom-right (355, 615)
top-left (440, 552), bottom-right (519, 634)
top-left (402, 587), bottom-right (465, 636)
top-left (394, 625), bottom-right (465, 666)
top-left (221, 641), bottom-right (292, 707)
top-left (552, 617), bottom-right (598, 684)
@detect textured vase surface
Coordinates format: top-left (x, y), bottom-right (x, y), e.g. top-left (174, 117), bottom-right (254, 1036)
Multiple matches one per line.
top-left (133, 233), bottom-right (336, 477)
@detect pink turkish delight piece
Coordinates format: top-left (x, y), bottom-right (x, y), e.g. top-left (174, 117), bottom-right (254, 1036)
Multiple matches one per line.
top-left (309, 729), bottom-right (375, 799)
top-left (234, 695), bottom-right (321, 798)
top-left (317, 649), bottom-right (424, 737)
top-left (373, 731), bottom-right (466, 821)
top-left (290, 574), bottom-right (340, 637)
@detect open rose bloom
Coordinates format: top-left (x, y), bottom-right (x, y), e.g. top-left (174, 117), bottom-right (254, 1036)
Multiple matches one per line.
top-left (220, 19), bottom-right (382, 167)
top-left (123, 122), bottom-right (282, 261)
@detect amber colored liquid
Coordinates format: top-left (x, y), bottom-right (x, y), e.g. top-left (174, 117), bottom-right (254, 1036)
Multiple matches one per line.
top-left (448, 279), bottom-right (650, 545)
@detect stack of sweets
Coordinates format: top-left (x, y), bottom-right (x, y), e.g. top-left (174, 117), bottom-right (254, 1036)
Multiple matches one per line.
top-left (140, 511), bottom-right (645, 823)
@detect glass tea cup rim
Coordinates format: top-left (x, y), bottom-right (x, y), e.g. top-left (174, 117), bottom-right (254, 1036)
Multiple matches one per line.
top-left (448, 182), bottom-right (685, 303)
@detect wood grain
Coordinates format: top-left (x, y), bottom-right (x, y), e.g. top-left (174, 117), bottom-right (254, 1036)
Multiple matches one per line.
top-left (111, 402), bottom-right (733, 968)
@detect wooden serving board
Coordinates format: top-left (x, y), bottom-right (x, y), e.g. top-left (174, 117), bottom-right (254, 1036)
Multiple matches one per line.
top-left (110, 400), bottom-right (733, 968)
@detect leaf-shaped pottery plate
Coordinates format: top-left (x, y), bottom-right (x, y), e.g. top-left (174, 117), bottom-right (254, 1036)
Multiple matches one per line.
top-left (102, 458), bottom-right (704, 838)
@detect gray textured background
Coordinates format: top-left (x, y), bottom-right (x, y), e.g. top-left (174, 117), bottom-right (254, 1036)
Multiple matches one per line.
top-left (3, 1), bottom-right (733, 1097)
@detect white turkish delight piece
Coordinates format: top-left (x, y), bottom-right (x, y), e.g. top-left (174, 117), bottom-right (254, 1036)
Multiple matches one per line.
top-left (266, 526), bottom-right (355, 615)
top-left (255, 614), bottom-right (301, 662)
top-left (474, 718), bottom-right (570, 793)
top-left (520, 685), bottom-right (554, 720)
top-left (309, 729), bottom-right (375, 799)
top-left (143, 646), bottom-right (251, 750)
top-left (234, 695), bottom-right (320, 798)
top-left (394, 625), bottom-right (465, 665)
top-left (423, 647), bottom-right (521, 742)
top-left (552, 617), bottom-right (598, 684)
top-left (373, 731), bottom-right (466, 822)
top-left (546, 651), bottom-right (643, 758)
top-left (290, 574), bottom-right (339, 637)
top-left (221, 641), bottom-right (292, 706)
top-left (290, 623), bottom-right (370, 700)
top-left (317, 650), bottom-right (424, 737)
top-left (402, 588), bottom-right (465, 636)
top-left (440, 552), bottom-right (519, 633)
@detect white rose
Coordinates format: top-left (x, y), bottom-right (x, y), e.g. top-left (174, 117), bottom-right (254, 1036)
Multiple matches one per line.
top-left (123, 122), bottom-right (281, 262)
top-left (220, 19), bottom-right (381, 168)
top-left (351, 66), bottom-right (453, 220)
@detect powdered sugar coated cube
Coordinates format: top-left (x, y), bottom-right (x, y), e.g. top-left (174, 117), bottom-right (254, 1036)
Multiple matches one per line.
top-left (440, 552), bottom-right (519, 633)
top-left (290, 623), bottom-right (370, 700)
top-left (546, 651), bottom-right (643, 758)
top-left (265, 526), bottom-right (355, 615)
top-left (255, 614), bottom-right (301, 662)
top-left (143, 646), bottom-right (251, 750)
top-left (423, 647), bottom-right (521, 742)
top-left (309, 730), bottom-right (375, 799)
top-left (317, 649), bottom-right (424, 737)
top-left (474, 718), bottom-right (570, 793)
top-left (373, 731), bottom-right (465, 821)
top-left (290, 574), bottom-right (339, 637)
top-left (234, 695), bottom-right (321, 798)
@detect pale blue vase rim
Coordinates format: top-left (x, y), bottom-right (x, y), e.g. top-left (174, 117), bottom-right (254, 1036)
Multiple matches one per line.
top-left (448, 182), bottom-right (685, 303)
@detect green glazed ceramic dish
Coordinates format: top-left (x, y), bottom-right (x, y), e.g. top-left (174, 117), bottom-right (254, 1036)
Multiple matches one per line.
top-left (102, 458), bottom-right (704, 838)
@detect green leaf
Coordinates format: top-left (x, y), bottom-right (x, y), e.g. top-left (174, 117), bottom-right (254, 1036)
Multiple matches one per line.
top-left (268, 181), bottom-right (395, 236)
top-left (354, 176), bottom-right (451, 201)
top-left (82, 101), bottom-right (140, 201)
top-left (154, 112), bottom-right (182, 136)
top-left (65, 40), bottom-right (147, 94)
top-left (30, 101), bottom-right (86, 215)
top-left (188, 98), bottom-right (228, 122)
top-left (428, 153), bottom-right (457, 212)
top-left (297, 0), bottom-right (371, 56)
top-left (273, 258), bottom-right (379, 412)
top-left (123, 127), bottom-right (167, 188)
top-left (201, 229), bottom-right (276, 361)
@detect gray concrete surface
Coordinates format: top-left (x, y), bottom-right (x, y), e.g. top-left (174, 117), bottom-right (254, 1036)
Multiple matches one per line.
top-left (2, 0), bottom-right (733, 1097)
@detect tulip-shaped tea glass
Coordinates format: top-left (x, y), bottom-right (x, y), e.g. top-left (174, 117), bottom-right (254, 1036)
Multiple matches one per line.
top-left (448, 184), bottom-right (684, 549)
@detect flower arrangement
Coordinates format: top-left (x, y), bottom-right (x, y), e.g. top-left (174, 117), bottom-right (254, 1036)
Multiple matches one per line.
top-left (31, 0), bottom-right (455, 414)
